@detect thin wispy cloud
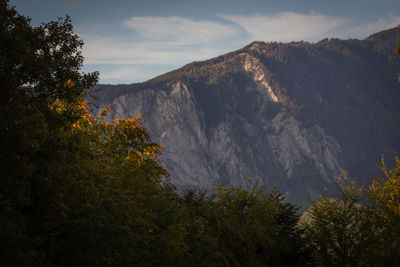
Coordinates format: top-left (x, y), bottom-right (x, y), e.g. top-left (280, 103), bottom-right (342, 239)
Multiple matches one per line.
top-left (82, 16), bottom-right (241, 66)
top-left (221, 12), bottom-right (348, 42)
top-left (99, 66), bottom-right (151, 81)
top-left (341, 15), bottom-right (400, 38)
top-left (82, 34), bottom-right (223, 65)
top-left (222, 12), bottom-right (400, 41)
top-left (123, 16), bottom-right (239, 46)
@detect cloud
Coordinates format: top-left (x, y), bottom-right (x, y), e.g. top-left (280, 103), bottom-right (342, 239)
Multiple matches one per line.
top-left (221, 13), bottom-right (400, 42)
top-left (339, 15), bottom-right (400, 39)
top-left (80, 13), bottom-right (400, 83)
top-left (81, 16), bottom-right (242, 66)
top-left (82, 13), bottom-right (400, 67)
top-left (98, 66), bottom-right (161, 82)
top-left (100, 66), bottom-right (142, 80)
top-left (221, 12), bottom-right (348, 42)
top-left (123, 16), bottom-right (239, 46)
top-left (82, 34), bottom-right (224, 65)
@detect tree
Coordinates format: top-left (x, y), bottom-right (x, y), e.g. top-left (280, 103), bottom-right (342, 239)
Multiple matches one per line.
top-left (303, 160), bottom-right (400, 267)
top-left (0, 1), bottom-right (185, 265)
top-left (0, 0), bottom-right (98, 264)
top-left (181, 182), bottom-right (308, 266)
top-left (364, 158), bottom-right (400, 266)
top-left (303, 173), bottom-right (369, 266)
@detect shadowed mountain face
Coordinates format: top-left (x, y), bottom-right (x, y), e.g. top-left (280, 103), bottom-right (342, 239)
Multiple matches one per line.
top-left (94, 26), bottom-right (400, 207)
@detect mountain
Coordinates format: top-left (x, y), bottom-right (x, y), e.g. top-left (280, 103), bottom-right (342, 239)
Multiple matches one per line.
top-left (93, 26), bottom-right (400, 207)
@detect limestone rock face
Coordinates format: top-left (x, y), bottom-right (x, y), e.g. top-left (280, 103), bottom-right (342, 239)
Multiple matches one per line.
top-left (95, 26), bottom-right (400, 207)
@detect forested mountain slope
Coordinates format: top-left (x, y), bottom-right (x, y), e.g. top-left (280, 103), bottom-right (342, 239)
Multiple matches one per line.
top-left (94, 26), bottom-right (400, 206)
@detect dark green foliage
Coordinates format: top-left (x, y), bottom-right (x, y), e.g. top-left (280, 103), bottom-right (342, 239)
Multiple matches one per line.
top-left (181, 185), bottom-right (308, 267)
top-left (303, 175), bottom-right (368, 266)
top-left (303, 160), bottom-right (400, 267)
top-left (0, 1), bottom-right (183, 265)
top-left (1, 1), bottom-right (98, 264)
top-left (363, 158), bottom-right (400, 266)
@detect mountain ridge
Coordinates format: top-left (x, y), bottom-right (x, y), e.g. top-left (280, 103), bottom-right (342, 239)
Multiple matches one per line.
top-left (94, 26), bottom-right (400, 207)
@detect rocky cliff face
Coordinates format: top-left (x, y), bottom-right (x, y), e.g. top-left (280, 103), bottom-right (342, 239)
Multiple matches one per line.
top-left (94, 26), bottom-right (400, 207)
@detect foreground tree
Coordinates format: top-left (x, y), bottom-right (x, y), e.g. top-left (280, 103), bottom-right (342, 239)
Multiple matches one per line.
top-left (0, 1), bottom-right (185, 265)
top-left (182, 183), bottom-right (310, 266)
top-left (303, 161), bottom-right (400, 267)
top-left (365, 158), bottom-right (400, 266)
top-left (303, 174), bottom-right (368, 266)
top-left (0, 0), bottom-right (98, 264)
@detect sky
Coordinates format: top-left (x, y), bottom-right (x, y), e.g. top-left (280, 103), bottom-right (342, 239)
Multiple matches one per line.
top-left (9, 0), bottom-right (400, 84)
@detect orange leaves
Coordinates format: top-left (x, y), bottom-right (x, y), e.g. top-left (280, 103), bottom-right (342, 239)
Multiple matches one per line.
top-left (109, 115), bottom-right (149, 145)
top-left (69, 99), bottom-right (166, 180)
top-left (71, 104), bottom-right (165, 166)
top-left (80, 100), bottom-right (89, 111)
top-left (213, 181), bottom-right (230, 192)
top-left (81, 100), bottom-right (93, 124)
top-left (82, 113), bottom-right (93, 124)
top-left (71, 100), bottom-right (93, 130)
top-left (65, 79), bottom-right (74, 88)
top-left (99, 104), bottom-right (115, 119)
top-left (131, 144), bottom-right (164, 162)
